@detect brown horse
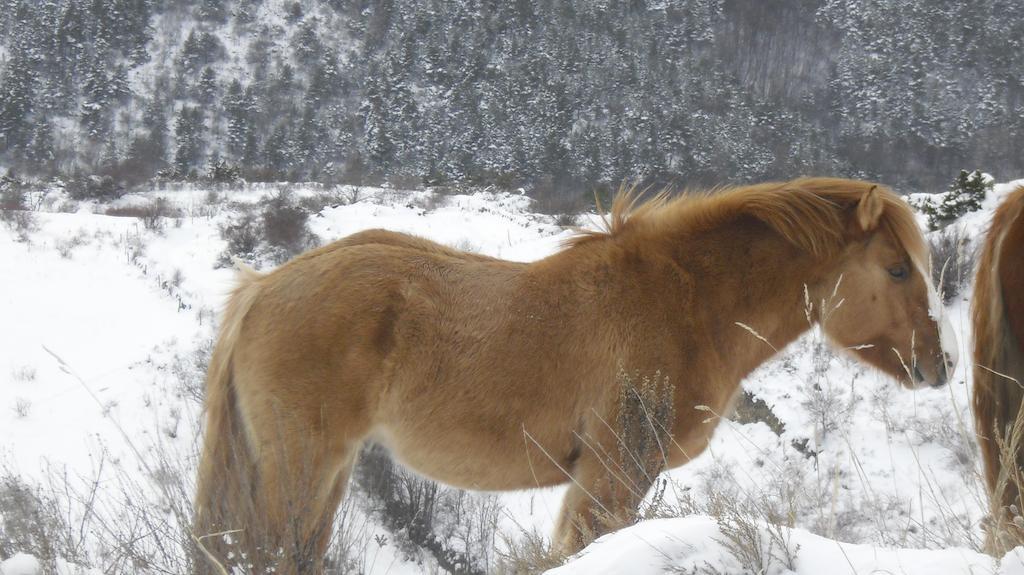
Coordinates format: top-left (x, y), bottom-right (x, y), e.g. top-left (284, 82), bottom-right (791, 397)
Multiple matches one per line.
top-left (972, 185), bottom-right (1024, 554)
top-left (194, 177), bottom-right (955, 573)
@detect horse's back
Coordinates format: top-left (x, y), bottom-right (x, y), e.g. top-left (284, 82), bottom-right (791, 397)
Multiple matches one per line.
top-left (231, 232), bottom-right (545, 408)
top-left (321, 228), bottom-right (500, 261)
top-left (234, 232), bottom-right (523, 371)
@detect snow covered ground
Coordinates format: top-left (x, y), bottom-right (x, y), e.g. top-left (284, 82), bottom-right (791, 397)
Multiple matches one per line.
top-left (549, 516), bottom-right (1024, 575)
top-left (1, 179), bottom-right (1022, 574)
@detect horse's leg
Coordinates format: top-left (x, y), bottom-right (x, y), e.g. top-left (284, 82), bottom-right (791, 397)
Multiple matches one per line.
top-left (553, 435), bottom-right (662, 555)
top-left (552, 405), bottom-right (715, 555)
top-left (247, 431), bottom-right (360, 575)
top-left (306, 452), bottom-right (359, 564)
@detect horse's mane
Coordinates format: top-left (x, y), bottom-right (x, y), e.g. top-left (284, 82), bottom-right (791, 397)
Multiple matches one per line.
top-left (569, 177), bottom-right (928, 265)
top-left (973, 185), bottom-right (1024, 523)
top-left (974, 187), bottom-right (1024, 386)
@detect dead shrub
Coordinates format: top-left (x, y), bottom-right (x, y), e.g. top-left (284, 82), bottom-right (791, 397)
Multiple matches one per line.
top-left (66, 174), bottom-right (125, 201)
top-left (614, 369), bottom-right (676, 521)
top-left (0, 185), bottom-right (38, 242)
top-left (105, 197), bottom-right (183, 232)
top-left (206, 160), bottom-right (242, 184)
top-left (169, 339), bottom-right (213, 405)
top-left (261, 190), bottom-right (318, 256)
top-left (298, 186), bottom-right (353, 213)
top-left (218, 191), bottom-right (319, 267)
top-left (217, 208), bottom-right (262, 266)
top-left (0, 473), bottom-right (61, 572)
top-left (354, 445), bottom-right (498, 574)
top-left (323, 496), bottom-right (375, 574)
top-left (929, 226), bottom-right (976, 304)
top-left (529, 178), bottom-right (597, 216)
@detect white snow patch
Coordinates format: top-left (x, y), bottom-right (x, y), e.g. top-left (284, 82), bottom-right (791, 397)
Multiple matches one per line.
top-left (0, 554), bottom-right (40, 575)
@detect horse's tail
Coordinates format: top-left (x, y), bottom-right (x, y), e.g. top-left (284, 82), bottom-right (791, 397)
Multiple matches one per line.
top-left (973, 187), bottom-right (1024, 554)
top-left (193, 260), bottom-right (264, 572)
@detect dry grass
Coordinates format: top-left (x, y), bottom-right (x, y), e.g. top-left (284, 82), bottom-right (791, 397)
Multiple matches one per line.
top-left (0, 444), bottom-right (200, 574)
top-left (494, 527), bottom-right (566, 575)
top-left (54, 230), bottom-right (90, 258)
top-left (982, 388), bottom-right (1024, 555)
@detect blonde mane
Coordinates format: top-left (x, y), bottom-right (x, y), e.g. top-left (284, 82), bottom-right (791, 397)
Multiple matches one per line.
top-left (571, 177), bottom-right (928, 267)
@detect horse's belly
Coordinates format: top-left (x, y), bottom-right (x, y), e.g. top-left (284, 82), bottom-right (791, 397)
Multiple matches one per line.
top-left (372, 424), bottom-right (571, 491)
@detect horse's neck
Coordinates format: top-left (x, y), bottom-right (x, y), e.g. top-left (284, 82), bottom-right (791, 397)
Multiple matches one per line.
top-left (671, 220), bottom-right (828, 383)
top-left (551, 218), bottom-right (832, 382)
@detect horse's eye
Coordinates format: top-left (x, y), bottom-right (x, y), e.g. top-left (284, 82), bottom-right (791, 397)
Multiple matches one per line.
top-left (888, 265), bottom-right (909, 281)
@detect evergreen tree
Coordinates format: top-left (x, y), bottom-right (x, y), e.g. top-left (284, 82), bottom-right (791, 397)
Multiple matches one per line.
top-left (293, 22), bottom-right (323, 66)
top-left (265, 122), bottom-right (294, 175)
top-left (0, 0), bottom-right (1022, 191)
top-left (0, 44), bottom-right (36, 151)
top-left (922, 169), bottom-right (993, 230)
top-left (246, 27), bottom-right (273, 82)
top-left (88, 0), bottom-right (113, 48)
top-left (120, 0), bottom-right (153, 64)
top-left (177, 30), bottom-right (223, 77)
top-left (110, 64), bottom-right (132, 104)
top-left (198, 0), bottom-right (227, 23)
top-left (361, 70), bottom-right (393, 172)
top-left (177, 29), bottom-right (202, 76)
top-left (174, 106), bottom-right (205, 176)
top-left (26, 117), bottom-right (56, 173)
top-left (198, 67), bottom-right (218, 104)
top-left (128, 96), bottom-right (170, 174)
top-left (224, 80), bottom-right (249, 157)
top-left (80, 56), bottom-right (111, 142)
top-left (55, 1), bottom-right (86, 103)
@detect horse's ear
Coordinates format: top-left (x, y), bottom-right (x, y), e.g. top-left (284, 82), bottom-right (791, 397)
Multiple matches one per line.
top-left (855, 185), bottom-right (884, 232)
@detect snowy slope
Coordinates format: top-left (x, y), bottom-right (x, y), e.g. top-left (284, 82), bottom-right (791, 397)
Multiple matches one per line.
top-left (0, 210), bottom-right (203, 474)
top-left (1, 180), bottom-right (1023, 573)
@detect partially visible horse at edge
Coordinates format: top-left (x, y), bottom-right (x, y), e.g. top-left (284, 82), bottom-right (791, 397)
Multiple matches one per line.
top-left (972, 185), bottom-right (1024, 555)
top-left (193, 177), bottom-right (957, 573)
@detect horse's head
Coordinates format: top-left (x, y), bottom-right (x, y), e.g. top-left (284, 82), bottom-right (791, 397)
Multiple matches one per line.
top-left (814, 186), bottom-right (957, 389)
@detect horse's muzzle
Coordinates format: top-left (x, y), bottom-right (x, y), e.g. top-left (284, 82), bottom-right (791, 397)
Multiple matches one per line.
top-left (915, 353), bottom-right (953, 388)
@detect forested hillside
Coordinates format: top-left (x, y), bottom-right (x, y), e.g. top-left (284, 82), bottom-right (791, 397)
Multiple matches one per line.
top-left (1, 0), bottom-right (1022, 202)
